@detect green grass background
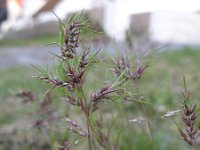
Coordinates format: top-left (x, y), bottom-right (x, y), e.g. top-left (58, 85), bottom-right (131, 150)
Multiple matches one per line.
top-left (0, 47), bottom-right (200, 149)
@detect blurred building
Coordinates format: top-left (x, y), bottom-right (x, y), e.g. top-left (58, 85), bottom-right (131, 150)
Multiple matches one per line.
top-left (1, 0), bottom-right (200, 45)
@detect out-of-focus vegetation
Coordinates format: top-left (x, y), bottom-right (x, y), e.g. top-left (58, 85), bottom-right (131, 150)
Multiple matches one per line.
top-left (0, 47), bottom-right (200, 149)
top-left (0, 33), bottom-right (105, 47)
top-left (0, 29), bottom-right (104, 48)
top-left (0, 34), bottom-right (58, 47)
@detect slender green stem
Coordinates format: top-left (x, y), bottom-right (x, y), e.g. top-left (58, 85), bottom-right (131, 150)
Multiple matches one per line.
top-left (136, 103), bottom-right (157, 150)
top-left (87, 116), bottom-right (92, 150)
top-left (140, 104), bottom-right (157, 150)
top-left (134, 80), bottom-right (157, 150)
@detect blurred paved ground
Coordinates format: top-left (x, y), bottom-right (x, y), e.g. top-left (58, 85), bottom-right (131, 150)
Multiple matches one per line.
top-left (0, 46), bottom-right (59, 68)
top-left (0, 43), bottom-right (121, 68)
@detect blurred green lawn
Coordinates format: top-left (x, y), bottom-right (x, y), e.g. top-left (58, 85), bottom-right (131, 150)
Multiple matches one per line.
top-left (0, 47), bottom-right (200, 149)
top-left (0, 34), bottom-right (58, 47)
top-left (0, 30), bottom-right (103, 47)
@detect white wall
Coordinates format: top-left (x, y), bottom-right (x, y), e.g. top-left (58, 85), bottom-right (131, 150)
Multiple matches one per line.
top-left (150, 11), bottom-right (200, 45)
top-left (103, 0), bottom-right (200, 42)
